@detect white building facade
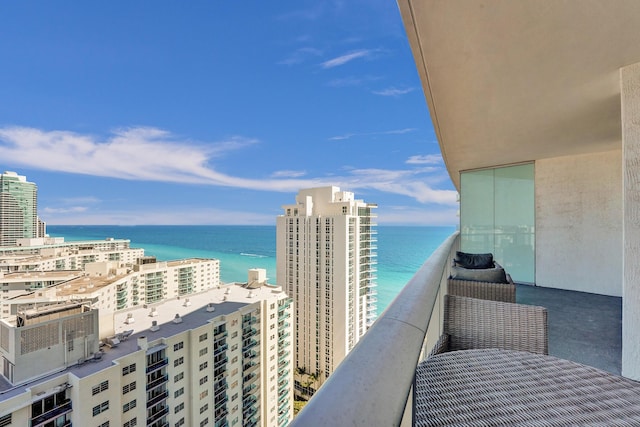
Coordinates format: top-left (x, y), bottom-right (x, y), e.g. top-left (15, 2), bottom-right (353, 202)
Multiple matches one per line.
top-left (276, 186), bottom-right (377, 397)
top-left (0, 279), bottom-right (294, 427)
top-left (0, 237), bottom-right (145, 273)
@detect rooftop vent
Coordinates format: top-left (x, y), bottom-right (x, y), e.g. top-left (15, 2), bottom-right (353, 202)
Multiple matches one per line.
top-left (150, 320), bottom-right (159, 332)
top-left (126, 313), bottom-right (135, 324)
top-left (248, 292), bottom-right (255, 298)
top-left (173, 314), bottom-right (183, 324)
top-left (149, 307), bottom-right (158, 317)
top-left (206, 303), bottom-right (215, 312)
top-left (183, 298), bottom-right (191, 307)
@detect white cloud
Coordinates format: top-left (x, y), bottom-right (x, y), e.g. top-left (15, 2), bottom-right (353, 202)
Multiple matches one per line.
top-left (278, 47), bottom-right (323, 66)
top-left (328, 127), bottom-right (416, 141)
top-left (42, 206), bottom-right (89, 214)
top-left (406, 154), bottom-right (443, 165)
top-left (372, 87), bottom-right (415, 97)
top-left (45, 207), bottom-right (277, 226)
top-left (321, 50), bottom-right (373, 68)
top-left (271, 170), bottom-right (307, 178)
top-left (343, 167), bottom-right (458, 205)
top-left (0, 125), bottom-right (455, 208)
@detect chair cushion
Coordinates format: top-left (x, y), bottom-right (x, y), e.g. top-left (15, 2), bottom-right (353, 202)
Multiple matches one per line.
top-left (451, 265), bottom-right (508, 283)
top-left (454, 251), bottom-right (494, 269)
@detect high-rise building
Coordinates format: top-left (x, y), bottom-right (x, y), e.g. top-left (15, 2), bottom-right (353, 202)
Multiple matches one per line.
top-left (276, 186), bottom-right (377, 398)
top-left (0, 171), bottom-right (38, 247)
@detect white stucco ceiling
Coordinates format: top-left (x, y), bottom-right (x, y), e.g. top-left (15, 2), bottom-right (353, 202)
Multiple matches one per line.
top-left (398, 0), bottom-right (640, 189)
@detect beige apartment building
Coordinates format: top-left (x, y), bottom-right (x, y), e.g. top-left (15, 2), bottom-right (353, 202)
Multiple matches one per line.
top-left (276, 186), bottom-right (377, 398)
top-left (0, 237), bottom-right (145, 273)
top-left (0, 271), bottom-right (294, 427)
top-left (1, 257), bottom-right (221, 336)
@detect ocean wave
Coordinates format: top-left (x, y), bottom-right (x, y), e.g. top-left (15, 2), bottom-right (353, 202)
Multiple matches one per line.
top-left (240, 252), bottom-right (267, 258)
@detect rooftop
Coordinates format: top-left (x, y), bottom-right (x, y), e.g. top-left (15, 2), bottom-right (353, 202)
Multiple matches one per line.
top-left (0, 282), bottom-right (286, 399)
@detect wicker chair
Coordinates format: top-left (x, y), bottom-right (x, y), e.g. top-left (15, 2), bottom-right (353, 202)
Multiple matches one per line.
top-left (429, 294), bottom-right (548, 357)
top-left (447, 272), bottom-right (516, 302)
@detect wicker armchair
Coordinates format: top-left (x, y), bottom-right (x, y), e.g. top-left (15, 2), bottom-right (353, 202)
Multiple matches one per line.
top-left (429, 294), bottom-right (548, 357)
top-left (447, 271), bottom-right (516, 302)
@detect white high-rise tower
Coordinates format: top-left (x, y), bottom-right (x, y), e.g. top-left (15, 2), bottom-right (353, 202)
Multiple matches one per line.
top-left (276, 186), bottom-right (377, 398)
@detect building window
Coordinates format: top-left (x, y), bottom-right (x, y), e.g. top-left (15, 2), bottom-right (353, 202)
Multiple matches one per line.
top-left (200, 418), bottom-right (209, 427)
top-left (123, 418), bottom-right (137, 427)
top-left (92, 400), bottom-right (109, 416)
top-left (200, 390), bottom-right (208, 399)
top-left (199, 347), bottom-right (208, 356)
top-left (174, 372), bottom-right (184, 382)
top-left (122, 363), bottom-right (136, 376)
top-left (200, 403), bottom-right (209, 414)
top-left (174, 356), bottom-right (184, 367)
top-left (175, 402), bottom-right (184, 413)
top-left (199, 375), bottom-right (208, 385)
top-left (175, 419), bottom-right (185, 427)
top-left (199, 333), bottom-right (208, 342)
top-left (174, 342), bottom-right (184, 351)
top-left (92, 380), bottom-right (109, 395)
top-left (98, 422), bottom-right (109, 427)
top-left (174, 387), bottom-right (184, 398)
top-left (199, 361), bottom-right (208, 371)
top-left (123, 381), bottom-right (136, 394)
top-left (123, 399), bottom-right (137, 413)
top-left (0, 415), bottom-right (11, 427)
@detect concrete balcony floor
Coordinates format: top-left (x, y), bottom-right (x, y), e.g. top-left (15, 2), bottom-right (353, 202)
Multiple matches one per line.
top-left (516, 284), bottom-right (622, 374)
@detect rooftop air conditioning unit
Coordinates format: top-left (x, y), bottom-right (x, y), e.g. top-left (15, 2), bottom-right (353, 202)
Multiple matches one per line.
top-left (126, 313), bottom-right (135, 324)
top-left (183, 298), bottom-right (191, 307)
top-left (149, 307), bottom-right (158, 317)
top-left (150, 320), bottom-right (159, 332)
top-left (173, 314), bottom-right (183, 324)
top-left (206, 303), bottom-right (215, 312)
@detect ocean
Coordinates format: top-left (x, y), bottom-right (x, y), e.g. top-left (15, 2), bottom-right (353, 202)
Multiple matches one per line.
top-left (47, 225), bottom-right (456, 315)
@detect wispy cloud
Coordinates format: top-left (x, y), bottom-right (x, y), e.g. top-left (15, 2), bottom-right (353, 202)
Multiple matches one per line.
top-left (45, 207), bottom-right (278, 226)
top-left (329, 127), bottom-right (416, 141)
top-left (406, 154), bottom-right (443, 165)
top-left (43, 206), bottom-right (89, 214)
top-left (278, 47), bottom-right (323, 66)
top-left (372, 87), bottom-right (415, 97)
top-left (321, 49), bottom-right (374, 69)
top-left (342, 167), bottom-right (457, 205)
top-left (326, 75), bottom-right (381, 88)
top-left (0, 126), bottom-right (455, 208)
top-left (271, 170), bottom-right (307, 178)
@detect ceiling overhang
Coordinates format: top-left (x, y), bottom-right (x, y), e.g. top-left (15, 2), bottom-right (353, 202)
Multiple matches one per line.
top-left (398, 0), bottom-right (640, 189)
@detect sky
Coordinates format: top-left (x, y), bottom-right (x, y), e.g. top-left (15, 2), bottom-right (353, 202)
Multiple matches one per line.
top-left (0, 1), bottom-right (459, 226)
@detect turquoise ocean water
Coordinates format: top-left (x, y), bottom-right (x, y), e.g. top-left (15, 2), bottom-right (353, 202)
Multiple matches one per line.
top-left (47, 225), bottom-right (455, 315)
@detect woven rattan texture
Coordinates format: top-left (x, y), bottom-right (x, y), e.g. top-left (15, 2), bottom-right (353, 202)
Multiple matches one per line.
top-left (444, 295), bottom-right (548, 355)
top-left (415, 349), bottom-right (640, 426)
top-left (447, 277), bottom-right (516, 302)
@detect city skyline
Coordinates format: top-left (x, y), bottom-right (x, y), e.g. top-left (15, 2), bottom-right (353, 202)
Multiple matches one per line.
top-left (0, 1), bottom-right (458, 226)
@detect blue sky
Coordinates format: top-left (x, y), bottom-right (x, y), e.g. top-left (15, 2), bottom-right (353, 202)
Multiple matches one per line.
top-left (0, 1), bottom-right (458, 226)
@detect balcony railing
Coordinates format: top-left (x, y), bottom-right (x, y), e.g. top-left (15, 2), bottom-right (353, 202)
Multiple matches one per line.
top-left (290, 231), bottom-right (459, 426)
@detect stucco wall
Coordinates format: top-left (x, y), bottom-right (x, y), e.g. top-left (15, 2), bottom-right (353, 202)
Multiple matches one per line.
top-left (536, 150), bottom-right (622, 296)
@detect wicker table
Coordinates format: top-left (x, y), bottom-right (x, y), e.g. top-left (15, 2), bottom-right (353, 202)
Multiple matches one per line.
top-left (415, 349), bottom-right (640, 426)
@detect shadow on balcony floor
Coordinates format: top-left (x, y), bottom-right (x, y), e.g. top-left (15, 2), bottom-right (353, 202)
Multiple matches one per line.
top-left (516, 284), bottom-right (621, 374)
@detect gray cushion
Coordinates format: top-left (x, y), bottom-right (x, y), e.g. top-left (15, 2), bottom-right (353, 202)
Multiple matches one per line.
top-left (454, 251), bottom-right (494, 269)
top-left (451, 265), bottom-right (508, 284)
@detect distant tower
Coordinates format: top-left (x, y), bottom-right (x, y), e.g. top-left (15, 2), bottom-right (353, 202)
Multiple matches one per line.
top-left (0, 172), bottom-right (38, 246)
top-left (276, 186), bottom-right (377, 398)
